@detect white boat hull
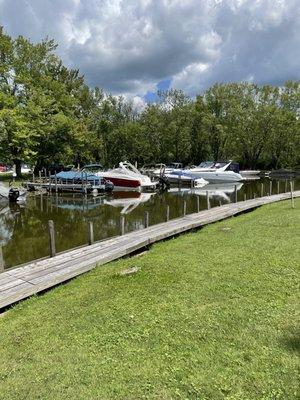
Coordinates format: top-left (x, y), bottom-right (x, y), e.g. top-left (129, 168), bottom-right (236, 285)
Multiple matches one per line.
top-left (186, 170), bottom-right (243, 183)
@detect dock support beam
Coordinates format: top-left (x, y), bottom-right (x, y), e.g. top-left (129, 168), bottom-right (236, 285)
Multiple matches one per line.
top-left (144, 212), bottom-right (149, 228)
top-left (88, 221), bottom-right (94, 245)
top-left (206, 191), bottom-right (210, 210)
top-left (120, 215), bottom-right (125, 236)
top-left (48, 220), bottom-right (56, 257)
top-left (290, 181), bottom-right (294, 209)
top-left (0, 246), bottom-right (4, 272)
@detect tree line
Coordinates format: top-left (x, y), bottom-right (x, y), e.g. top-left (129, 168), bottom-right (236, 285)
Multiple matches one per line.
top-left (0, 28), bottom-right (299, 177)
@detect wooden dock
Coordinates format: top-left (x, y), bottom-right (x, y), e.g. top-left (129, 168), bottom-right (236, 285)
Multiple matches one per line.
top-left (0, 191), bottom-right (299, 309)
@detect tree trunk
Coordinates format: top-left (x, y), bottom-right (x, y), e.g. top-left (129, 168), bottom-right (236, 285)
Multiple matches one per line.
top-left (14, 159), bottom-right (22, 178)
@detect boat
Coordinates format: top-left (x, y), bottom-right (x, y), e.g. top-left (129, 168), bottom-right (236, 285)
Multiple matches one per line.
top-left (26, 170), bottom-right (114, 195)
top-left (151, 163), bottom-right (183, 177)
top-left (163, 171), bottom-right (208, 187)
top-left (0, 183), bottom-right (26, 203)
top-left (185, 161), bottom-right (244, 183)
top-left (86, 162), bottom-right (159, 191)
top-left (240, 170), bottom-right (261, 177)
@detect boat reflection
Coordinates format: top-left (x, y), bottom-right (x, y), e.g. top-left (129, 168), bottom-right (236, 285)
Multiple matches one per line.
top-left (192, 182), bottom-right (244, 201)
top-left (104, 191), bottom-right (155, 214)
top-left (0, 203), bottom-right (22, 246)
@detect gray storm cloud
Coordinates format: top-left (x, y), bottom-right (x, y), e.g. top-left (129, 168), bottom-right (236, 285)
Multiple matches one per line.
top-left (0, 0), bottom-right (299, 97)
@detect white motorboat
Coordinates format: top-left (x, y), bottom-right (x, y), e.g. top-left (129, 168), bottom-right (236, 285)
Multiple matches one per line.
top-left (163, 171), bottom-right (208, 187)
top-left (240, 170), bottom-right (261, 177)
top-left (85, 162), bottom-right (158, 191)
top-left (185, 161), bottom-right (243, 183)
top-left (0, 183), bottom-right (26, 203)
top-left (152, 163), bottom-right (183, 177)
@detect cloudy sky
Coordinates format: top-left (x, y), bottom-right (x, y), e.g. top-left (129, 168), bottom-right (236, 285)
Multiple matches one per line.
top-left (0, 0), bottom-right (299, 104)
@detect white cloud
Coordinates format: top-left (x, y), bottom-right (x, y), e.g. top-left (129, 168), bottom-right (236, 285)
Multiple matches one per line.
top-left (0, 0), bottom-right (299, 97)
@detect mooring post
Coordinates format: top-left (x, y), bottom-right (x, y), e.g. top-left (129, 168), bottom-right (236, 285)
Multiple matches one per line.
top-left (0, 245), bottom-right (4, 272)
top-left (219, 200), bottom-right (222, 207)
top-left (38, 170), bottom-right (42, 181)
top-left (88, 221), bottom-right (94, 245)
top-left (290, 181), bottom-right (294, 209)
top-left (120, 215), bottom-right (125, 235)
top-left (244, 193), bottom-right (247, 202)
top-left (48, 220), bottom-right (56, 257)
top-left (144, 211), bottom-right (149, 228)
top-left (285, 179), bottom-right (287, 193)
top-left (261, 183), bottom-right (264, 198)
top-left (48, 171), bottom-right (51, 191)
top-left (277, 181), bottom-right (280, 195)
top-left (197, 196), bottom-right (200, 212)
top-left (234, 185), bottom-right (238, 203)
top-left (32, 172), bottom-right (35, 183)
top-left (55, 171), bottom-right (58, 192)
top-left (206, 191), bottom-right (210, 210)
top-left (269, 180), bottom-right (272, 196)
top-left (183, 200), bottom-right (187, 216)
top-left (166, 205), bottom-right (170, 222)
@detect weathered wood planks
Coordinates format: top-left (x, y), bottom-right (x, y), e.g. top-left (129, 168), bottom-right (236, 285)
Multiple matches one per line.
top-left (0, 191), bottom-right (299, 310)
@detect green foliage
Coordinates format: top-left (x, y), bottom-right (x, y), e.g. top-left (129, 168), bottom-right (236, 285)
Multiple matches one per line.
top-left (0, 200), bottom-right (299, 399)
top-left (0, 27), bottom-right (299, 172)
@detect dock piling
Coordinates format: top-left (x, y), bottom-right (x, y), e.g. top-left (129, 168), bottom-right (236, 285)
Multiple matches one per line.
top-left (120, 215), bottom-right (125, 235)
top-left (206, 191), bottom-right (210, 210)
top-left (277, 181), bottom-right (280, 194)
top-left (197, 197), bottom-right (200, 212)
top-left (183, 200), bottom-right (187, 216)
top-left (0, 246), bottom-right (4, 272)
top-left (234, 185), bottom-right (238, 203)
top-left (290, 181), bottom-right (295, 209)
top-left (144, 211), bottom-right (149, 228)
top-left (166, 205), bottom-right (170, 221)
top-left (261, 183), bottom-right (264, 198)
top-left (88, 221), bottom-right (94, 245)
top-left (269, 180), bottom-right (272, 196)
top-left (48, 220), bottom-right (56, 257)
top-left (244, 193), bottom-right (247, 202)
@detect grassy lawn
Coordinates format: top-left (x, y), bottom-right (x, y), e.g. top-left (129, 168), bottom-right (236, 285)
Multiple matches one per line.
top-left (0, 200), bottom-right (299, 399)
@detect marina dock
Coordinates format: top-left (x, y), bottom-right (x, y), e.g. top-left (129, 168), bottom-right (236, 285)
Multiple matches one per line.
top-left (0, 191), bottom-right (299, 310)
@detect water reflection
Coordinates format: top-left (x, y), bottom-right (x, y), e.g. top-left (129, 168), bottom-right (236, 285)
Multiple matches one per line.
top-left (1, 177), bottom-right (299, 269)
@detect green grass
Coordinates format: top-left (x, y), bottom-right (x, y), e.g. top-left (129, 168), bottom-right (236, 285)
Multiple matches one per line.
top-left (0, 200), bottom-right (299, 400)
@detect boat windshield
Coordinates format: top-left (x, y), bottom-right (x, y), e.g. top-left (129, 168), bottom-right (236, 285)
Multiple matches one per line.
top-left (198, 161), bottom-right (214, 168)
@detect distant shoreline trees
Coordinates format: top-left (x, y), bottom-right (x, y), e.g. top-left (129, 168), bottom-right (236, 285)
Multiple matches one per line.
top-left (0, 28), bottom-right (299, 177)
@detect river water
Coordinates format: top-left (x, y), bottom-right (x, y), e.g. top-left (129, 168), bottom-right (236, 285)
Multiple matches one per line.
top-left (1, 177), bottom-right (299, 269)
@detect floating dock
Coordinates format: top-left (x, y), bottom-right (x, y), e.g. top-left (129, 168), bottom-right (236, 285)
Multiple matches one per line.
top-left (0, 191), bottom-right (299, 310)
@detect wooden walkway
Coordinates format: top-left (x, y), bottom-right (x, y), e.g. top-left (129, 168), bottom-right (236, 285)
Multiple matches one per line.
top-left (0, 191), bottom-right (299, 309)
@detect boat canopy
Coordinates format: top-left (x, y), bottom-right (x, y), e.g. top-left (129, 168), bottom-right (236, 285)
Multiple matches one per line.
top-left (51, 171), bottom-right (102, 182)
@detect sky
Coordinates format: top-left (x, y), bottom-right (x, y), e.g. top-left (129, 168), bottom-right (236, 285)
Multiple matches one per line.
top-left (0, 0), bottom-right (299, 105)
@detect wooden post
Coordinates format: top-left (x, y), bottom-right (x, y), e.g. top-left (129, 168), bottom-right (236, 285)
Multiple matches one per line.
top-left (234, 185), bottom-right (238, 203)
top-left (120, 215), bottom-right (125, 235)
top-left (166, 205), bottom-right (170, 222)
top-left (32, 172), bottom-right (35, 183)
top-left (38, 170), bottom-right (42, 180)
top-left (197, 196), bottom-right (200, 213)
top-left (183, 200), bottom-right (187, 216)
top-left (285, 179), bottom-right (287, 193)
top-left (88, 221), bottom-right (94, 245)
top-left (55, 171), bottom-right (58, 192)
top-left (219, 200), bottom-right (222, 207)
top-left (269, 180), bottom-right (272, 196)
top-left (261, 183), bottom-right (264, 198)
top-left (48, 171), bottom-right (51, 192)
top-left (206, 191), bottom-right (210, 210)
top-left (290, 181), bottom-right (294, 209)
top-left (144, 211), bottom-right (149, 228)
top-left (277, 181), bottom-right (280, 195)
top-left (244, 193), bottom-right (247, 202)
top-left (0, 245), bottom-right (4, 272)
top-left (253, 193), bottom-right (256, 199)
top-left (48, 220), bottom-right (56, 257)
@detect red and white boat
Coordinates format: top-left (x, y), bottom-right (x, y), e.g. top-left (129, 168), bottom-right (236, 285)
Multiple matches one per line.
top-left (84, 162), bottom-right (158, 191)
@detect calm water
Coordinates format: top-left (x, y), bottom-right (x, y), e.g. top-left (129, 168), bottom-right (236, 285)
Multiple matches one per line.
top-left (1, 177), bottom-right (299, 269)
